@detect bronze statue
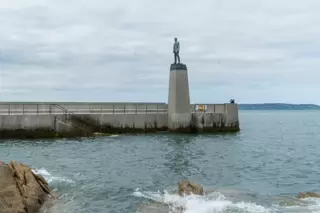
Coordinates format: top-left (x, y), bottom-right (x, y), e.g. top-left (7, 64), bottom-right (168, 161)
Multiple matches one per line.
top-left (173, 37), bottom-right (180, 64)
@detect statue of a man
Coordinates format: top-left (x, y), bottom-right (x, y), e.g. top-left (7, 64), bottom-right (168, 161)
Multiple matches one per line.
top-left (173, 37), bottom-right (180, 64)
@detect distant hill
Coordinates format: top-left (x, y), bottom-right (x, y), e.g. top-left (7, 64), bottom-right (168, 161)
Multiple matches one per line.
top-left (239, 103), bottom-right (320, 110)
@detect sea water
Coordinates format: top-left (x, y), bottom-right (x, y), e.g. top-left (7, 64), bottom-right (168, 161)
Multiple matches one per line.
top-left (1, 110), bottom-right (320, 213)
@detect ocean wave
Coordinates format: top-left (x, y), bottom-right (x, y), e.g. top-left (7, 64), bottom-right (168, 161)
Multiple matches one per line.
top-left (32, 168), bottom-right (75, 185)
top-left (133, 189), bottom-right (320, 213)
top-left (274, 197), bottom-right (320, 213)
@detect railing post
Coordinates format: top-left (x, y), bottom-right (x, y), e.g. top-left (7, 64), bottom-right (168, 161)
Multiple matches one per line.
top-left (124, 105), bottom-right (126, 114)
top-left (157, 104), bottom-right (158, 114)
top-left (146, 105), bottom-right (147, 114)
top-left (8, 104), bottom-right (10, 115)
top-left (22, 104), bottom-right (24, 115)
top-left (113, 105), bottom-right (115, 114)
top-left (37, 104), bottom-right (39, 114)
top-left (136, 104), bottom-right (138, 114)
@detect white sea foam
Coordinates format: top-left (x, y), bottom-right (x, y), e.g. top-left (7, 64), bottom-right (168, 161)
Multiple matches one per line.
top-left (34, 168), bottom-right (51, 176)
top-left (32, 168), bottom-right (75, 185)
top-left (133, 189), bottom-right (320, 213)
top-left (287, 198), bottom-right (320, 212)
top-left (133, 189), bottom-right (270, 213)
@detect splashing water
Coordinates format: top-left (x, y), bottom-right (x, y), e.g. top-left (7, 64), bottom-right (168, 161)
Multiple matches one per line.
top-left (32, 168), bottom-right (75, 185)
top-left (133, 189), bottom-right (320, 213)
top-left (133, 189), bottom-right (270, 213)
top-left (32, 168), bottom-right (80, 213)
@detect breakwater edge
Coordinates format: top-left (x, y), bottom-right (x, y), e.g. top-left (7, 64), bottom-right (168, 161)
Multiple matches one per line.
top-left (0, 102), bottom-right (239, 139)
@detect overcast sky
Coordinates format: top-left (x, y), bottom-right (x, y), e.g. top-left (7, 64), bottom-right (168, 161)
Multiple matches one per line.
top-left (0, 0), bottom-right (319, 104)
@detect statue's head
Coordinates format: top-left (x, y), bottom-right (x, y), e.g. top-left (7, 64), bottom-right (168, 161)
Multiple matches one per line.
top-left (174, 37), bottom-right (177, 42)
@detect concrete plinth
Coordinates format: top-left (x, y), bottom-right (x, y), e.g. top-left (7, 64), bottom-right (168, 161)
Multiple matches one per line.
top-left (168, 63), bottom-right (191, 131)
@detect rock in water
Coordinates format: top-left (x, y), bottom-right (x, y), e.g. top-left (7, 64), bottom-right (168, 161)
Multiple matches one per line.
top-left (0, 160), bottom-right (54, 213)
top-left (178, 179), bottom-right (204, 196)
top-left (297, 192), bottom-right (320, 199)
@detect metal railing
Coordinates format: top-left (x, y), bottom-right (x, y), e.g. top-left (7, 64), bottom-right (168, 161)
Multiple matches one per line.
top-left (0, 103), bottom-right (233, 115)
top-left (0, 103), bottom-right (168, 115)
top-left (191, 104), bottom-right (228, 113)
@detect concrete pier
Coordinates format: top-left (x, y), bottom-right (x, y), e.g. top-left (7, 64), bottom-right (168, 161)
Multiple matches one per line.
top-left (0, 101), bottom-right (240, 138)
top-left (168, 64), bottom-right (191, 131)
top-left (0, 61), bottom-right (240, 138)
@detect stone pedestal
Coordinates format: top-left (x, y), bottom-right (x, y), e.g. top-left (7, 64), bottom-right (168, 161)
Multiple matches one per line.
top-left (168, 63), bottom-right (191, 131)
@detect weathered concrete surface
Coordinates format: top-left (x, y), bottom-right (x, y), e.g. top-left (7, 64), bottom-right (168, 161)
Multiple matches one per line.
top-left (0, 115), bottom-right (53, 130)
top-left (72, 114), bottom-right (168, 133)
top-left (0, 114), bottom-right (91, 139)
top-left (225, 104), bottom-right (240, 128)
top-left (0, 161), bottom-right (53, 213)
top-left (0, 114), bottom-right (169, 139)
top-left (191, 112), bottom-right (239, 132)
top-left (168, 65), bottom-right (191, 131)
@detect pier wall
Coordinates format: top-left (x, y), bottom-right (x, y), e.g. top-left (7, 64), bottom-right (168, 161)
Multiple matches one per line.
top-left (0, 114), bottom-right (76, 139)
top-left (0, 113), bottom-right (168, 138)
top-left (0, 102), bottom-right (239, 138)
top-left (191, 103), bottom-right (239, 132)
top-left (75, 113), bottom-right (168, 132)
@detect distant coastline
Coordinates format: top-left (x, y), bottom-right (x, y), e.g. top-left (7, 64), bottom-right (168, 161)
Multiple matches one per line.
top-left (239, 103), bottom-right (320, 110)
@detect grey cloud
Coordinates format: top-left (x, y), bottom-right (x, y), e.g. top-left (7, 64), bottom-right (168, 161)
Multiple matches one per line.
top-left (0, 0), bottom-right (320, 103)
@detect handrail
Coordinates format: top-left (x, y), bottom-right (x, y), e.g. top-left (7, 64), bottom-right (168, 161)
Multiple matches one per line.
top-left (53, 104), bottom-right (71, 115)
top-left (191, 103), bottom-right (227, 113)
top-left (0, 103), bottom-right (230, 115)
top-left (53, 104), bottom-right (99, 133)
top-left (0, 103), bottom-right (168, 115)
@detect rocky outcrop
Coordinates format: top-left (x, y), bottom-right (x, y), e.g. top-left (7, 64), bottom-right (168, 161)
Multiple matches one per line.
top-left (178, 179), bottom-right (204, 196)
top-left (297, 192), bottom-right (320, 199)
top-left (0, 161), bottom-right (54, 213)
